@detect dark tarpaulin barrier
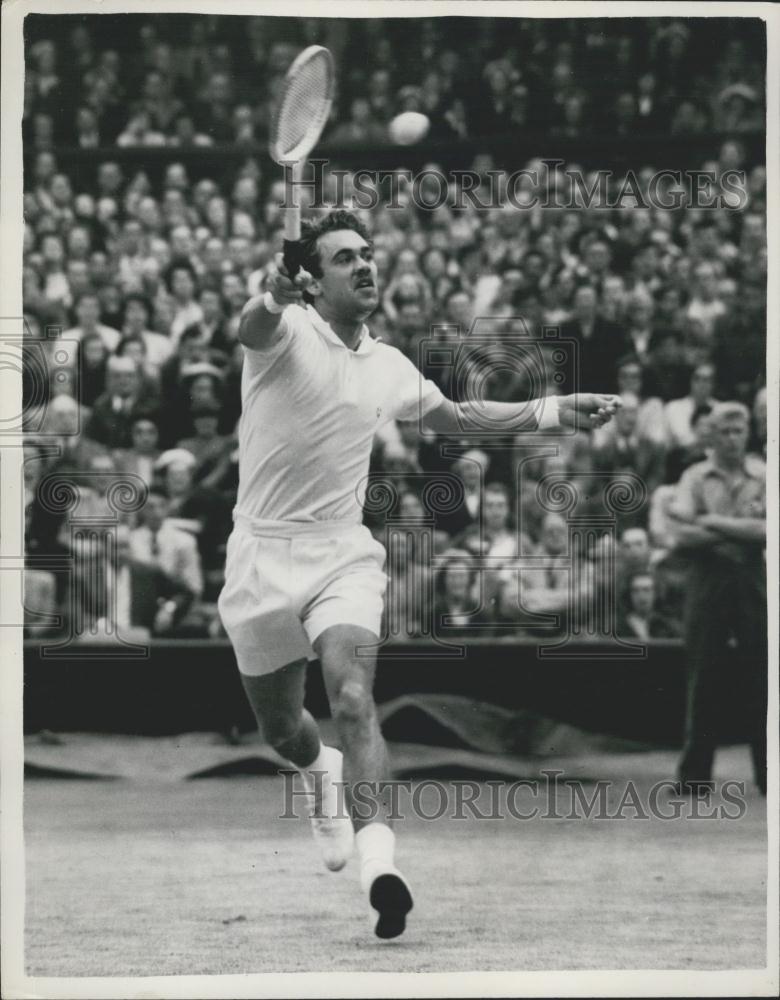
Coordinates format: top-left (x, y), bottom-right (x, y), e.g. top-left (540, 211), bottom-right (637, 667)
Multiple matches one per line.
top-left (23, 637), bottom-right (703, 745)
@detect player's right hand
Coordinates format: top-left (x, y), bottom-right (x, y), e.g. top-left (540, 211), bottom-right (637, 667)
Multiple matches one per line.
top-left (267, 252), bottom-right (315, 306)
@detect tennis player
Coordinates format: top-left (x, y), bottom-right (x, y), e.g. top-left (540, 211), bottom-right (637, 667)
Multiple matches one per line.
top-left (218, 209), bottom-right (621, 938)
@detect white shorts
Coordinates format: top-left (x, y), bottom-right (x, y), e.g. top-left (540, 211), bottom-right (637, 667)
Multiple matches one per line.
top-left (217, 514), bottom-right (387, 677)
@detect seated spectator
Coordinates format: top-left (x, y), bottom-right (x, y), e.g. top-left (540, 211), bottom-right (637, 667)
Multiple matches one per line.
top-left (166, 260), bottom-right (203, 345)
top-left (59, 291), bottom-right (121, 368)
top-left (156, 448), bottom-right (231, 598)
top-left (180, 287), bottom-right (233, 357)
top-left (51, 453), bottom-right (129, 563)
top-left (159, 325), bottom-right (209, 397)
top-left (617, 526), bottom-right (655, 575)
top-left (115, 334), bottom-right (162, 395)
top-left (329, 97), bottom-right (388, 146)
top-left (75, 331), bottom-right (108, 408)
top-left (456, 481), bottom-right (537, 607)
top-left (559, 284), bottom-right (626, 393)
top-left (711, 280), bottom-right (765, 402)
top-left (84, 355), bottom-right (160, 449)
top-left (642, 330), bottom-right (690, 402)
top-left (170, 113), bottom-right (214, 148)
top-left (112, 415), bottom-right (161, 489)
top-left (130, 487), bottom-right (203, 599)
top-left (664, 363), bottom-right (718, 451)
top-left (617, 572), bottom-right (679, 640)
top-left (98, 284), bottom-right (127, 332)
top-left (381, 490), bottom-right (442, 640)
top-left (176, 400), bottom-right (232, 483)
top-left (686, 262), bottom-right (726, 339)
top-left (122, 294), bottom-right (174, 373)
top-left (498, 512), bottom-right (571, 624)
top-left (592, 392), bottom-right (667, 500)
top-left (435, 449), bottom-right (488, 538)
top-left (42, 394), bottom-right (107, 472)
top-left (68, 525), bottom-right (194, 640)
top-left (433, 549), bottom-right (492, 637)
top-left (612, 358), bottom-right (666, 445)
top-left (623, 288), bottom-right (664, 372)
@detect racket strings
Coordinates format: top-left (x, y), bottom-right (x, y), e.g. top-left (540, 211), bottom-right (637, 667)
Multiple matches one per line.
top-left (273, 52), bottom-right (333, 161)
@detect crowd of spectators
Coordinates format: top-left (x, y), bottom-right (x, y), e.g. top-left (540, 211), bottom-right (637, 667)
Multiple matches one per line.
top-left (21, 18), bottom-right (767, 644)
top-left (24, 16), bottom-right (765, 149)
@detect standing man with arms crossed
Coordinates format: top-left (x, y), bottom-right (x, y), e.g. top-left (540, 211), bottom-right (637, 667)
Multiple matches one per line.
top-left (669, 401), bottom-right (767, 796)
top-left (218, 210), bottom-right (621, 938)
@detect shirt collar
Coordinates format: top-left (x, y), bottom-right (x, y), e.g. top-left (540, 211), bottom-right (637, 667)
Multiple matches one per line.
top-left (701, 454), bottom-right (764, 480)
top-left (306, 305), bottom-right (375, 355)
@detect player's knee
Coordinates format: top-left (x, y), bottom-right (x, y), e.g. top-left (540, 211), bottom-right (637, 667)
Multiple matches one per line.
top-left (332, 678), bottom-right (373, 729)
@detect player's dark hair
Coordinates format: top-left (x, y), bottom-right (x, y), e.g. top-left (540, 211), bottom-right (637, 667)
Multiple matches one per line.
top-left (298, 210), bottom-right (372, 303)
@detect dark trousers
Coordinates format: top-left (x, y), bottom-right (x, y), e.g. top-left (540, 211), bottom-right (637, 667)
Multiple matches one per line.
top-left (679, 562), bottom-right (767, 791)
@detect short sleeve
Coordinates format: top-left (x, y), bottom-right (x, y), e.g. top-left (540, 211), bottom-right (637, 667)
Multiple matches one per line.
top-left (241, 306), bottom-right (297, 378)
top-left (670, 465), bottom-right (701, 521)
top-left (387, 348), bottom-right (445, 423)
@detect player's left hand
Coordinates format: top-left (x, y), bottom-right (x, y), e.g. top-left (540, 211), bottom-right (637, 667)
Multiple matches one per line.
top-left (558, 393), bottom-right (623, 430)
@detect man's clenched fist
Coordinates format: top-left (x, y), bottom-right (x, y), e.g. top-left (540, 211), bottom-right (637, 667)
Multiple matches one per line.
top-left (558, 393), bottom-right (623, 429)
top-left (266, 252), bottom-right (315, 307)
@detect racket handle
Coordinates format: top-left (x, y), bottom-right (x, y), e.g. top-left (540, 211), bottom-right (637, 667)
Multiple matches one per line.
top-left (283, 239), bottom-right (305, 279)
top-left (282, 163), bottom-right (303, 276)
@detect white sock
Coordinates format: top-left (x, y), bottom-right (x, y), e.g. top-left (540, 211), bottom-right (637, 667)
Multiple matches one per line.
top-left (356, 822), bottom-right (395, 892)
top-left (298, 743), bottom-right (333, 792)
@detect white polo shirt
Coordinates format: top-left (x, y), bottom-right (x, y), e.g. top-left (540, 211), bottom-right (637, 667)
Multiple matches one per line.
top-left (235, 304), bottom-right (445, 524)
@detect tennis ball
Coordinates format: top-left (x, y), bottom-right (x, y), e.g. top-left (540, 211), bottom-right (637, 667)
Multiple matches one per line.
top-left (388, 111), bottom-right (431, 146)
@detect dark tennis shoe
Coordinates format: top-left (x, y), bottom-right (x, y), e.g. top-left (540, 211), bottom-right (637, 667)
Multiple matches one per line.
top-left (369, 869), bottom-right (414, 939)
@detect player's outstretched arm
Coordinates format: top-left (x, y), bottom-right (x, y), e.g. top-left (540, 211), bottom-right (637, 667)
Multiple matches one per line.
top-left (423, 393), bottom-right (622, 435)
top-left (238, 253), bottom-right (314, 352)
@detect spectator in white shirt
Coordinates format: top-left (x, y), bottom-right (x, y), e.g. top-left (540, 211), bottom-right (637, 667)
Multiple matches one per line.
top-left (122, 293), bottom-right (173, 372)
top-left (60, 291), bottom-right (121, 368)
top-left (40, 233), bottom-right (70, 306)
top-left (686, 261), bottom-right (726, 337)
top-left (129, 487), bottom-right (203, 599)
top-left (664, 363), bottom-right (717, 450)
top-left (166, 260), bottom-right (203, 345)
top-left (116, 219), bottom-right (147, 293)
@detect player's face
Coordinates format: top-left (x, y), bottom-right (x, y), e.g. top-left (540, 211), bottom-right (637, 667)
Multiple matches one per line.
top-left (312, 229), bottom-right (379, 320)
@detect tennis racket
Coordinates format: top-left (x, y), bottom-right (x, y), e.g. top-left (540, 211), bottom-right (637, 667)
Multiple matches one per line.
top-left (269, 45), bottom-right (335, 278)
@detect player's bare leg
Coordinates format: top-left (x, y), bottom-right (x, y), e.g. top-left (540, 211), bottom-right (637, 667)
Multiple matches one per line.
top-left (315, 624), bottom-right (413, 939)
top-left (241, 660), bottom-right (353, 871)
